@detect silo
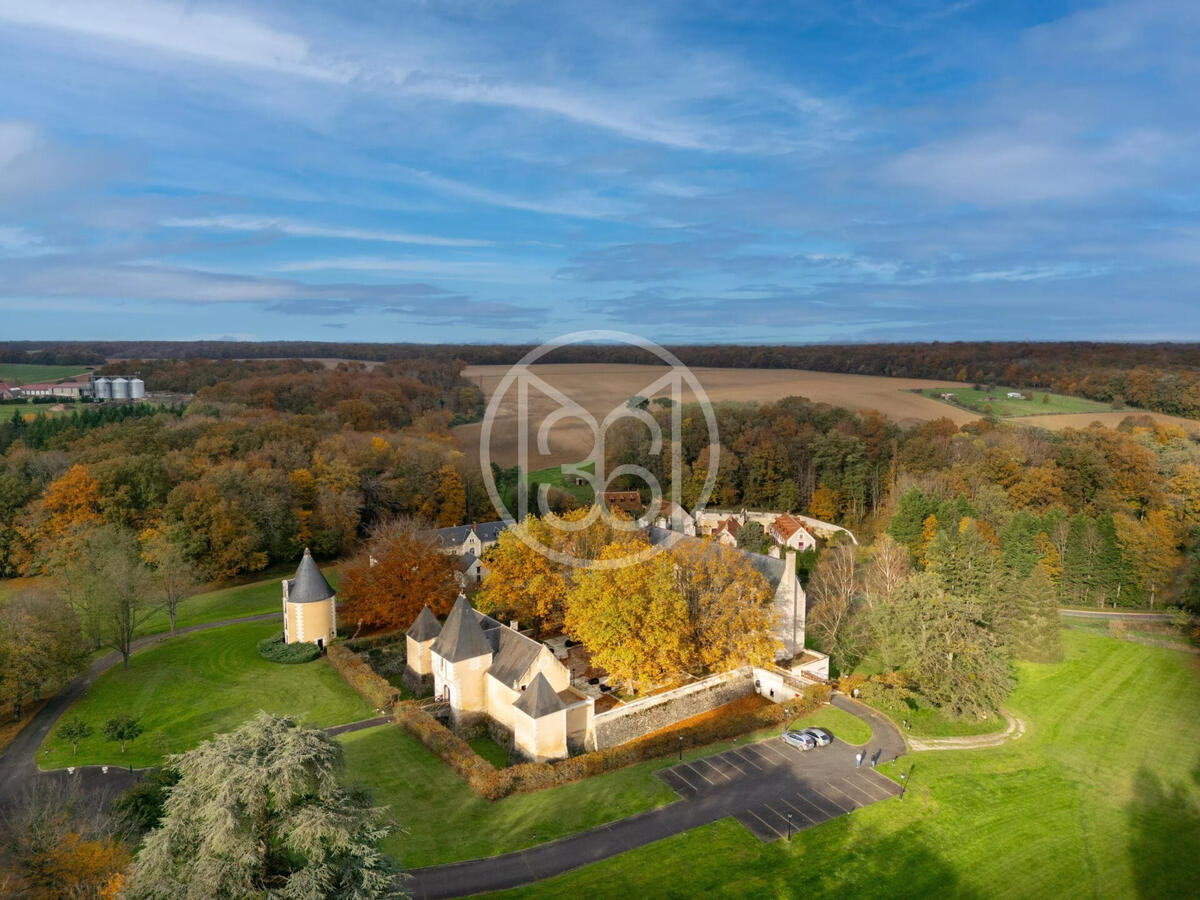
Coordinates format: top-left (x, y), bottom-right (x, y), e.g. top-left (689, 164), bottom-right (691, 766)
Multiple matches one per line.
top-left (93, 377), bottom-right (112, 400)
top-left (130, 377), bottom-right (145, 399)
top-left (111, 377), bottom-right (130, 400)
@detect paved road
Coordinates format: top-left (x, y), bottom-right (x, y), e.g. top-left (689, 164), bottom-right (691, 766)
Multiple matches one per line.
top-left (406, 694), bottom-right (905, 899)
top-left (0, 612), bottom-right (277, 808)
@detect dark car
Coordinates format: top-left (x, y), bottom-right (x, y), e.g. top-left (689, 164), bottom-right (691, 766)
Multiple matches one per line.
top-left (781, 730), bottom-right (817, 751)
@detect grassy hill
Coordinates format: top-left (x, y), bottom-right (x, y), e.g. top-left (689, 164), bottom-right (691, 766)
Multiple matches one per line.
top-left (0, 363), bottom-right (92, 385)
top-left (487, 629), bottom-right (1200, 898)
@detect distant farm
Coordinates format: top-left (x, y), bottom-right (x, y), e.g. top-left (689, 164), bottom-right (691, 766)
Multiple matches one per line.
top-left (917, 385), bottom-right (1111, 418)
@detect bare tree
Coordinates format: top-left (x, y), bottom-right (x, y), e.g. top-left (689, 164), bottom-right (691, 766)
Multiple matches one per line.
top-left (808, 544), bottom-right (859, 654)
top-left (864, 534), bottom-right (911, 607)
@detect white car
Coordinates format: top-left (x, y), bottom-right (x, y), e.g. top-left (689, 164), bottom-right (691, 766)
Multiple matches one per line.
top-left (781, 730), bottom-right (817, 751)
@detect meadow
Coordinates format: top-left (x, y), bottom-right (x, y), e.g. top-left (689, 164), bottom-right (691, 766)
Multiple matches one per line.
top-left (919, 385), bottom-right (1111, 418)
top-left (0, 363), bottom-right (92, 385)
top-left (39, 619), bottom-right (373, 768)
top-left (487, 630), bottom-right (1200, 899)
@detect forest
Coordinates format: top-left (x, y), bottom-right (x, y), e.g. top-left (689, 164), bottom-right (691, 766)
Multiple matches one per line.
top-left (6, 339), bottom-right (1200, 417)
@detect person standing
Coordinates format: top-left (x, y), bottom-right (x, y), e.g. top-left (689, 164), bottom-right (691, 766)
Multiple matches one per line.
top-left (855, 751), bottom-right (863, 768)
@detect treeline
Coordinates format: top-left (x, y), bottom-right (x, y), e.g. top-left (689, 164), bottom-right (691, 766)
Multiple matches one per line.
top-left (8, 339), bottom-right (1200, 418)
top-left (0, 359), bottom-right (489, 579)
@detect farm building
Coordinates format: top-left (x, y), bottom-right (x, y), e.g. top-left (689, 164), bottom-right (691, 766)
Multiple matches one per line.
top-left (601, 490), bottom-right (642, 512)
top-left (769, 513), bottom-right (817, 553)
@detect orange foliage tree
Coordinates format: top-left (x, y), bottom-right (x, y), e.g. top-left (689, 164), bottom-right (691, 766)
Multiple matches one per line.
top-left (17, 464), bottom-right (103, 573)
top-left (339, 520), bottom-right (459, 631)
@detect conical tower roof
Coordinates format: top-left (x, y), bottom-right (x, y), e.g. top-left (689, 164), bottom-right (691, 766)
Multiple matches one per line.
top-left (287, 548), bottom-right (336, 604)
top-left (430, 595), bottom-right (492, 662)
top-left (513, 672), bottom-right (566, 719)
top-left (407, 605), bottom-right (442, 642)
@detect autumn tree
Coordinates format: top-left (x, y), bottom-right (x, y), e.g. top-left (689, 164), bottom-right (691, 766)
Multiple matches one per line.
top-left (0, 588), bottom-right (88, 720)
top-left (434, 465), bottom-right (466, 527)
top-left (476, 518), bottom-right (570, 631)
top-left (17, 463), bottom-right (104, 574)
top-left (339, 518), bottom-right (458, 631)
top-left (127, 713), bottom-right (404, 899)
top-left (564, 539), bottom-right (689, 694)
top-left (669, 540), bottom-right (779, 672)
top-left (57, 526), bottom-right (160, 669)
top-left (139, 527), bottom-right (200, 635)
top-left (808, 483), bottom-right (841, 521)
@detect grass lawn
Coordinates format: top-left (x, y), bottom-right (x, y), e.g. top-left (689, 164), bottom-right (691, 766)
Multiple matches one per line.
top-left (788, 705), bottom-right (872, 746)
top-left (490, 629), bottom-right (1200, 899)
top-left (527, 460), bottom-right (595, 505)
top-left (918, 385), bottom-right (1111, 418)
top-left (0, 363), bottom-right (93, 385)
top-left (469, 735), bottom-right (511, 768)
top-left (338, 720), bottom-right (795, 869)
top-left (860, 692), bottom-right (1007, 738)
top-left (134, 564), bottom-right (340, 637)
top-left (39, 620), bottom-right (373, 769)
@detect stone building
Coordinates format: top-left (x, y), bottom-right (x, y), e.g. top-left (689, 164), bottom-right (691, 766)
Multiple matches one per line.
top-left (405, 595), bottom-right (593, 761)
top-left (281, 548), bottom-right (337, 648)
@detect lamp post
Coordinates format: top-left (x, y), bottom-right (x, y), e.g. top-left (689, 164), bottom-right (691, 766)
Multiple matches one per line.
top-left (899, 771), bottom-right (907, 801)
top-left (787, 811), bottom-right (794, 842)
top-left (678, 736), bottom-right (683, 761)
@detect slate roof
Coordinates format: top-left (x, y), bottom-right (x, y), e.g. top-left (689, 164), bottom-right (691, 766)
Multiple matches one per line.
top-left (407, 606), bottom-right (442, 642)
top-left (286, 548), bottom-right (336, 604)
top-left (512, 672), bottom-right (566, 719)
top-left (486, 627), bottom-right (545, 690)
top-left (430, 595), bottom-right (494, 662)
top-left (423, 521), bottom-right (507, 548)
top-left (454, 551), bottom-right (480, 572)
top-left (645, 526), bottom-right (787, 590)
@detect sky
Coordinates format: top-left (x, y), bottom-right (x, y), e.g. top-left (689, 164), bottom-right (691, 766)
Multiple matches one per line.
top-left (0, 0), bottom-right (1197, 345)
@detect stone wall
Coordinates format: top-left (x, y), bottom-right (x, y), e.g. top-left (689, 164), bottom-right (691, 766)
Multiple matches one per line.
top-left (588, 668), bottom-right (756, 750)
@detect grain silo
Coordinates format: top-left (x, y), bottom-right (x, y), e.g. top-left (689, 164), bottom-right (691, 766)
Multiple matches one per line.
top-left (130, 377), bottom-right (145, 399)
top-left (111, 377), bottom-right (130, 400)
top-left (93, 377), bottom-right (112, 400)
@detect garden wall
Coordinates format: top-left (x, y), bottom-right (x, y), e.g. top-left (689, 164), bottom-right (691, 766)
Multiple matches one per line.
top-left (589, 668), bottom-right (755, 750)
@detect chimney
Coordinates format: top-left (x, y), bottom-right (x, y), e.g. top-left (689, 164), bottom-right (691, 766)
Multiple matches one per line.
top-left (509, 619), bottom-right (519, 631)
top-left (785, 550), bottom-right (798, 657)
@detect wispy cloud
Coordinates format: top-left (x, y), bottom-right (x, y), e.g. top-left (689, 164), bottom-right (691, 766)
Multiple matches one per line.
top-left (161, 214), bottom-right (493, 247)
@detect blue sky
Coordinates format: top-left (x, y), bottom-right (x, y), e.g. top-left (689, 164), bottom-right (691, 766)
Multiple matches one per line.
top-left (0, 0), bottom-right (1196, 344)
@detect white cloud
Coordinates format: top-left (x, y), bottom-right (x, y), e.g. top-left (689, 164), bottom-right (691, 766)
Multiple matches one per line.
top-left (160, 214), bottom-right (493, 247)
top-left (274, 256), bottom-right (549, 284)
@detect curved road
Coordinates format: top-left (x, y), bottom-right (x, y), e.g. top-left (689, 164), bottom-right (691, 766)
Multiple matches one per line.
top-left (1058, 608), bottom-right (1172, 622)
top-left (406, 692), bottom-right (906, 899)
top-left (0, 613), bottom-right (277, 808)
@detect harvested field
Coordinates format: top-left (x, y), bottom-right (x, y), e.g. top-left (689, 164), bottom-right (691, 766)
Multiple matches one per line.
top-left (1008, 410), bottom-right (1200, 433)
top-left (456, 364), bottom-right (971, 468)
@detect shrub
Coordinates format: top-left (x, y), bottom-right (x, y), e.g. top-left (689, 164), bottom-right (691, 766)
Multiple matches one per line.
top-left (344, 630), bottom-right (408, 653)
top-left (326, 643), bottom-right (402, 711)
top-left (396, 704), bottom-right (508, 799)
top-left (256, 631), bottom-right (320, 664)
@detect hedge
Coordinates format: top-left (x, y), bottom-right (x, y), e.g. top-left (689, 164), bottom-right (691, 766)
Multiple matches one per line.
top-left (344, 630), bottom-right (408, 653)
top-left (256, 632), bottom-right (320, 664)
top-left (395, 682), bottom-right (832, 801)
top-left (326, 644), bottom-right (402, 711)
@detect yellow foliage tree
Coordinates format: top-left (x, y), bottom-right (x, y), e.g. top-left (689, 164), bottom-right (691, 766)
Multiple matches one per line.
top-left (477, 519), bottom-right (571, 630)
top-left (564, 539), bottom-right (689, 694)
top-left (434, 465), bottom-right (466, 527)
top-left (808, 483), bottom-right (841, 521)
top-left (918, 513), bottom-right (939, 567)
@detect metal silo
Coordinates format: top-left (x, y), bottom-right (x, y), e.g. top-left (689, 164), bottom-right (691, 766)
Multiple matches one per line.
top-left (111, 377), bottom-right (130, 400)
top-left (94, 377), bottom-right (112, 400)
top-left (130, 377), bottom-right (145, 399)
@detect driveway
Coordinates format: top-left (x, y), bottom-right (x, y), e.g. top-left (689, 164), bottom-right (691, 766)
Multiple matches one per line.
top-left (406, 693), bottom-right (905, 899)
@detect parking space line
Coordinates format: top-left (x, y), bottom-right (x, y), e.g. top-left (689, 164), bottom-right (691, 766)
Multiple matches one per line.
top-left (790, 791), bottom-right (832, 822)
top-left (833, 777), bottom-right (877, 805)
top-left (730, 748), bottom-right (761, 770)
top-left (718, 753), bottom-right (746, 776)
top-left (681, 763), bottom-right (714, 786)
top-left (861, 769), bottom-right (902, 796)
top-left (823, 781), bottom-right (863, 809)
top-left (746, 810), bottom-right (785, 840)
top-left (809, 784), bottom-right (853, 814)
top-left (665, 767), bottom-right (698, 793)
top-left (847, 774), bottom-right (893, 803)
top-left (693, 758), bottom-right (730, 782)
top-left (741, 745), bottom-right (774, 767)
top-left (756, 743), bottom-right (791, 764)
top-left (709, 756), bottom-right (743, 779)
top-left (779, 796), bottom-right (816, 825)
top-left (763, 803), bottom-right (796, 832)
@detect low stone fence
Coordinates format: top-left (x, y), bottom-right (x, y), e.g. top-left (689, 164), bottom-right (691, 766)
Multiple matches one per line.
top-left (589, 668), bottom-right (755, 750)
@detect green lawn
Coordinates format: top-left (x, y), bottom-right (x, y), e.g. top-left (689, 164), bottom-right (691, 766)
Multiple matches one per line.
top-left (788, 705), bottom-right (872, 746)
top-left (40, 620), bottom-right (373, 769)
top-left (469, 735), bottom-right (511, 768)
top-left (490, 630), bottom-right (1200, 899)
top-left (135, 564), bottom-right (340, 637)
top-left (860, 691), bottom-right (1007, 738)
top-left (0, 363), bottom-right (93, 385)
top-left (527, 460), bottom-right (595, 505)
top-left (339, 718), bottom-right (800, 869)
top-left (918, 386), bottom-right (1111, 418)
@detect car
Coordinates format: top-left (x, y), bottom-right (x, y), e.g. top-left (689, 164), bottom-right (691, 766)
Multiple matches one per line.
top-left (781, 730), bottom-right (817, 751)
top-left (799, 727), bottom-right (833, 747)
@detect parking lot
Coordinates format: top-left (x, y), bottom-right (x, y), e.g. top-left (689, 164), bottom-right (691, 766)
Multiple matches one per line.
top-left (655, 734), bottom-right (902, 842)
